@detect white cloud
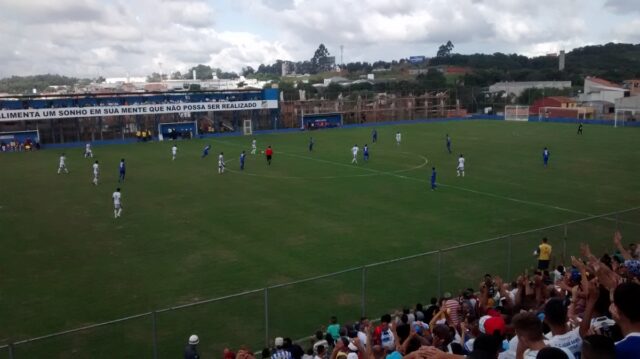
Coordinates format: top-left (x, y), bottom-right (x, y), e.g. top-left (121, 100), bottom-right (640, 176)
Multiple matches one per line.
top-left (0, 0), bottom-right (631, 77)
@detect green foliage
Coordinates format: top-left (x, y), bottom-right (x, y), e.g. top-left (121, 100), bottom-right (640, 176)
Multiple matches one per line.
top-left (437, 40), bottom-right (454, 57)
top-left (0, 74), bottom-right (80, 94)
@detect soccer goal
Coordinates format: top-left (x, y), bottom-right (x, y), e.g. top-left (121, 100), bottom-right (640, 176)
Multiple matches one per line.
top-left (158, 121), bottom-right (198, 141)
top-left (614, 108), bottom-right (638, 128)
top-left (243, 119), bottom-right (253, 135)
top-left (504, 105), bottom-right (530, 121)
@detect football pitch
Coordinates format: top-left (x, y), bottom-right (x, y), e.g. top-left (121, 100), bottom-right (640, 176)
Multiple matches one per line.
top-left (1, 120), bottom-right (639, 357)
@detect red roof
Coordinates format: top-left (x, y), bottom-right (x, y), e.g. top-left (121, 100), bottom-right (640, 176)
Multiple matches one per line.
top-left (545, 96), bottom-right (576, 103)
top-left (446, 66), bottom-right (471, 74)
top-left (587, 77), bottom-right (623, 89)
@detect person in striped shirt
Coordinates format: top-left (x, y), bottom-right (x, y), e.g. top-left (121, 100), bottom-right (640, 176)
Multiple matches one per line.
top-left (442, 292), bottom-right (461, 327)
top-left (271, 337), bottom-right (292, 359)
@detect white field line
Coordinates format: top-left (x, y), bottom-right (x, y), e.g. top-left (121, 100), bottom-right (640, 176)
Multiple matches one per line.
top-left (209, 139), bottom-right (618, 216)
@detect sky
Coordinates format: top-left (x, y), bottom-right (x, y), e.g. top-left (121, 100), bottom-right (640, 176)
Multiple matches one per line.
top-left (0, 0), bottom-right (638, 78)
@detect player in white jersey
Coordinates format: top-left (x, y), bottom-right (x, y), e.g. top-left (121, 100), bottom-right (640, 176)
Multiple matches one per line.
top-left (171, 145), bottom-right (178, 160)
top-left (351, 144), bottom-right (359, 164)
top-left (218, 152), bottom-right (225, 174)
top-left (92, 160), bottom-right (100, 185)
top-left (457, 154), bottom-right (465, 177)
top-left (84, 143), bottom-right (93, 158)
top-left (57, 153), bottom-right (69, 174)
top-left (112, 188), bottom-right (122, 218)
top-left (251, 139), bottom-right (257, 155)
top-left (395, 131), bottom-right (402, 146)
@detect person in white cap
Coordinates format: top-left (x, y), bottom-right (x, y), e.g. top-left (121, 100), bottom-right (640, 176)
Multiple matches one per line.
top-left (184, 334), bottom-right (200, 359)
top-left (271, 337), bottom-right (292, 359)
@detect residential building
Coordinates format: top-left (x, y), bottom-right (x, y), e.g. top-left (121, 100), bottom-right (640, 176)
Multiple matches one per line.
top-left (488, 81), bottom-right (572, 97)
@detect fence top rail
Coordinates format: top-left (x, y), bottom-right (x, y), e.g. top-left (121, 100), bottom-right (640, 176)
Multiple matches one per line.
top-left (5, 206), bottom-right (639, 347)
top-left (10, 311), bottom-right (153, 345)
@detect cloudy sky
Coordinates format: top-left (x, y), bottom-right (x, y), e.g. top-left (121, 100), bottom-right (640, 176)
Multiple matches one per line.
top-left (0, 0), bottom-right (638, 78)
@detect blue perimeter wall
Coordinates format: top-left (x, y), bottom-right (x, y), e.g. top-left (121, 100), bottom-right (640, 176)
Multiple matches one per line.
top-left (41, 115), bottom-right (638, 150)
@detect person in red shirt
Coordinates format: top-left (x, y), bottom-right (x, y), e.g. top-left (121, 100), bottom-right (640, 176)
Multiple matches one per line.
top-left (265, 146), bottom-right (273, 165)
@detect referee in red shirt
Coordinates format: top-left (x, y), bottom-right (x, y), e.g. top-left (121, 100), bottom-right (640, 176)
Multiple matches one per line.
top-left (265, 146), bottom-right (273, 165)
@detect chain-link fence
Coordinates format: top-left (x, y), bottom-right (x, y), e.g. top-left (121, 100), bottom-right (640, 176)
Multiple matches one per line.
top-left (2, 207), bottom-right (638, 358)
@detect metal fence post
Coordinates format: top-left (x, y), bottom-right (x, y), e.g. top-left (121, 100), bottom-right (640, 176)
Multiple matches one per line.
top-left (152, 311), bottom-right (158, 359)
top-left (8, 343), bottom-right (14, 359)
top-left (437, 250), bottom-right (442, 296)
top-left (264, 288), bottom-right (269, 348)
top-left (507, 236), bottom-right (512, 280)
top-left (361, 266), bottom-right (367, 318)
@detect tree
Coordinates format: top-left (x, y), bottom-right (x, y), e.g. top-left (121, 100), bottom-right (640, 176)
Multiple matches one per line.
top-left (241, 66), bottom-right (255, 76)
top-left (437, 41), bottom-right (454, 57)
top-left (170, 71), bottom-right (183, 80)
top-left (311, 44), bottom-right (331, 73)
top-left (146, 72), bottom-right (166, 82)
top-left (95, 76), bottom-right (106, 84)
top-left (186, 64), bottom-right (215, 80)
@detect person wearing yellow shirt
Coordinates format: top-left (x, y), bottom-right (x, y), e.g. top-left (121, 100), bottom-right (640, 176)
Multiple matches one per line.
top-left (536, 237), bottom-right (552, 270)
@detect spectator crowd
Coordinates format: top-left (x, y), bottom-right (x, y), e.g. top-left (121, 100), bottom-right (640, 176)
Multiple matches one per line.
top-left (185, 230), bottom-right (640, 359)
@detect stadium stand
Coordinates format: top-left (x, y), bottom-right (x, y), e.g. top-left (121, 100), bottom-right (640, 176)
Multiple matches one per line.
top-left (210, 231), bottom-right (640, 359)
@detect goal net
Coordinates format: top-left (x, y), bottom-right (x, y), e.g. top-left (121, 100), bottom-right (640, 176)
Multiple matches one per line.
top-left (157, 121), bottom-right (198, 141)
top-left (537, 107), bottom-right (588, 121)
top-left (614, 108), bottom-right (638, 128)
top-left (504, 105), bottom-right (530, 121)
top-left (243, 119), bottom-right (253, 135)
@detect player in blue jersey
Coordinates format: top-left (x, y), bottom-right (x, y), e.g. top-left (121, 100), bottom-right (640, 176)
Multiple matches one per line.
top-left (201, 144), bottom-right (211, 158)
top-left (118, 158), bottom-right (126, 182)
top-left (240, 151), bottom-right (246, 170)
top-left (372, 129), bottom-right (377, 143)
top-left (543, 147), bottom-right (550, 167)
top-left (363, 144), bottom-right (369, 161)
top-left (446, 134), bottom-right (452, 154)
top-left (309, 137), bottom-right (314, 152)
top-left (431, 167), bottom-right (437, 191)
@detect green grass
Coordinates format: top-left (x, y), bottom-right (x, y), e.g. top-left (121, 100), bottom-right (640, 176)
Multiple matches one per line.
top-left (1, 120), bottom-right (639, 358)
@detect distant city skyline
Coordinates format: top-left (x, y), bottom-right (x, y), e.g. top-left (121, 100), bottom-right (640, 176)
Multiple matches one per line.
top-left (0, 0), bottom-right (638, 78)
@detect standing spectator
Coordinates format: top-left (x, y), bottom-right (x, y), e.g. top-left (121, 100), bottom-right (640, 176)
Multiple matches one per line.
top-left (536, 237), bottom-right (553, 270)
top-left (313, 330), bottom-right (328, 357)
top-left (611, 282), bottom-right (640, 358)
top-left (442, 292), bottom-right (461, 327)
top-left (284, 337), bottom-right (304, 359)
top-left (271, 337), bottom-right (292, 359)
top-left (395, 314), bottom-right (410, 344)
top-left (513, 312), bottom-right (575, 359)
top-left (327, 316), bottom-right (341, 343)
top-left (373, 314), bottom-right (395, 351)
top-left (184, 334), bottom-right (200, 359)
top-left (424, 297), bottom-right (439, 323)
top-left (314, 345), bottom-right (326, 359)
top-left (544, 298), bottom-right (582, 358)
top-left (356, 318), bottom-right (369, 348)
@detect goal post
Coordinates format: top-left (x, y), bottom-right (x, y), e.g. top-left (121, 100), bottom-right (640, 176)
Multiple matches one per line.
top-left (243, 119), bottom-right (253, 135)
top-left (504, 105), bottom-right (530, 121)
top-left (614, 108), bottom-right (638, 128)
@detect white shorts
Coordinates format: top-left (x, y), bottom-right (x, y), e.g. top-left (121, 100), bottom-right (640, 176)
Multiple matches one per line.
top-left (457, 166), bottom-right (464, 171)
top-left (114, 203), bottom-right (121, 209)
